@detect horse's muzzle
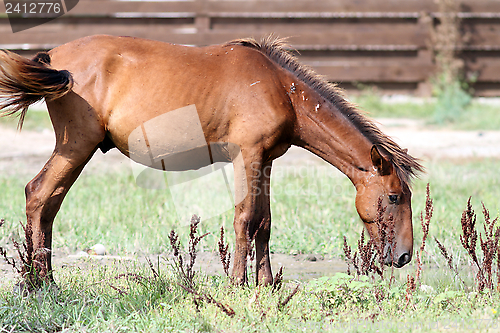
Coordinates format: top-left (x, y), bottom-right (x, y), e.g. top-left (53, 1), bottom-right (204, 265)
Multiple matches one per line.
top-left (384, 245), bottom-right (412, 268)
top-left (388, 251), bottom-right (412, 268)
top-left (396, 252), bottom-right (412, 267)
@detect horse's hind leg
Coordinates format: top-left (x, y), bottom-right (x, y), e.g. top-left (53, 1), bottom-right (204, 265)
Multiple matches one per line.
top-left (25, 94), bottom-right (104, 283)
top-left (26, 149), bottom-right (96, 281)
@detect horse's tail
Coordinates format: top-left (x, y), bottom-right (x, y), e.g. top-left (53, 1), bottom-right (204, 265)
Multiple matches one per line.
top-left (0, 50), bottom-right (73, 129)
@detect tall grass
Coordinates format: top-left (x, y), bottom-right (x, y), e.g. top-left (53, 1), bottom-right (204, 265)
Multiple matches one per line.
top-left (1, 159), bottom-right (499, 261)
top-left (2, 208), bottom-right (500, 332)
top-left (352, 91), bottom-right (500, 130)
top-left (1, 158), bottom-right (500, 332)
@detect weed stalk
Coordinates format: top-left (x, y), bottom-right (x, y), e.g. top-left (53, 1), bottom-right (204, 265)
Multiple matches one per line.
top-left (0, 219), bottom-right (51, 292)
top-left (218, 226), bottom-right (231, 278)
top-left (169, 215), bottom-right (235, 317)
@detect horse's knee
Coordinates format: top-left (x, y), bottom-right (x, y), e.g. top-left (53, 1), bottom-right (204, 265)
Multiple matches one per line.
top-left (233, 211), bottom-right (253, 239)
top-left (25, 181), bottom-right (42, 216)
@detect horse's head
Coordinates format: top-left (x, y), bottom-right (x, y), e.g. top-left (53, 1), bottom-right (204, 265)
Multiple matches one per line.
top-left (354, 145), bottom-right (413, 268)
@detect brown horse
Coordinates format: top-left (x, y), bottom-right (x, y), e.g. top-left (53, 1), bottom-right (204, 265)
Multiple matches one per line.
top-left (0, 35), bottom-right (422, 285)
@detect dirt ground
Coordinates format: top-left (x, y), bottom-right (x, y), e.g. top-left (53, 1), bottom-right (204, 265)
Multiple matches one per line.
top-left (1, 118), bottom-right (500, 284)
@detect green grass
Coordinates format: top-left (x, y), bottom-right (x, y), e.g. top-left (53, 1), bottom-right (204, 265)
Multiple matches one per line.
top-left (1, 160), bottom-right (500, 258)
top-left (353, 94), bottom-right (500, 131)
top-left (0, 108), bottom-right (52, 132)
top-left (1, 158), bottom-right (500, 331)
top-left (1, 252), bottom-right (500, 332)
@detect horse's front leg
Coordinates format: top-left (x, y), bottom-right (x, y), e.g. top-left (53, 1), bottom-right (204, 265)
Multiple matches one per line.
top-left (231, 154), bottom-right (257, 286)
top-left (231, 155), bottom-right (273, 286)
top-left (254, 161), bottom-right (273, 286)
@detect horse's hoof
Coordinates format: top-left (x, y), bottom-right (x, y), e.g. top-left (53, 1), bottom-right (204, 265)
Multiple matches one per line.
top-left (12, 279), bottom-right (59, 297)
top-left (231, 276), bottom-right (248, 287)
top-left (12, 281), bottom-right (29, 297)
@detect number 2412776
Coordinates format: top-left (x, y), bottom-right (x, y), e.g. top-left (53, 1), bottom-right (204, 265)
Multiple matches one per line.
top-left (5, 2), bottom-right (62, 14)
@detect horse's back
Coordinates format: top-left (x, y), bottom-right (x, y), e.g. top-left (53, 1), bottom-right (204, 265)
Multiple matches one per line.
top-left (47, 35), bottom-right (294, 162)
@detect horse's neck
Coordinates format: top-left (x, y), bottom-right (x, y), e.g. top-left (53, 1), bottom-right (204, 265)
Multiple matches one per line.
top-left (290, 87), bottom-right (372, 184)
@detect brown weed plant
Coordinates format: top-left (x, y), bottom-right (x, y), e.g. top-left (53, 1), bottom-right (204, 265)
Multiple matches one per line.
top-left (374, 198), bottom-right (396, 281)
top-left (478, 203), bottom-right (500, 291)
top-left (402, 184), bottom-right (434, 305)
top-left (405, 275), bottom-right (417, 309)
top-left (169, 215), bottom-right (235, 317)
top-left (435, 198), bottom-right (500, 292)
top-left (414, 184), bottom-right (433, 286)
top-left (218, 226), bottom-right (231, 277)
top-left (343, 231), bottom-right (380, 277)
top-left (0, 219), bottom-right (50, 292)
top-left (272, 266), bottom-right (284, 294)
top-left (460, 199), bottom-right (499, 292)
top-left (168, 215), bottom-right (208, 290)
top-left (278, 284), bottom-right (300, 310)
top-left (343, 198), bottom-right (395, 281)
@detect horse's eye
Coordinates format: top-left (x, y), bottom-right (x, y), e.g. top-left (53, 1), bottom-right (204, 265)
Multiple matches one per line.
top-left (388, 195), bottom-right (398, 204)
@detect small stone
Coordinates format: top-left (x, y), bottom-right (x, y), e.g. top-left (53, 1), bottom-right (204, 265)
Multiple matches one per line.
top-left (90, 244), bottom-right (106, 256)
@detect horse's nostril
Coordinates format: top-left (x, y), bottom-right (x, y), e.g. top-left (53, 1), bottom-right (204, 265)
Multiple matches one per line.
top-left (398, 252), bottom-right (411, 267)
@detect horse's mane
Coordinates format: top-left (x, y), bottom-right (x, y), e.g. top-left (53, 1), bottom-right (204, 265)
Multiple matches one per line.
top-left (225, 35), bottom-right (423, 186)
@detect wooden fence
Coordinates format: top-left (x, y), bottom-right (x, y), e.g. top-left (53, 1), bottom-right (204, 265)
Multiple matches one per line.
top-left (1, 0), bottom-right (500, 96)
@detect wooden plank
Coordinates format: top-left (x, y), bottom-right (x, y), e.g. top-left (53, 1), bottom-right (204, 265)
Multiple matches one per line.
top-left (471, 83), bottom-right (500, 97)
top-left (465, 59), bottom-right (500, 82)
top-left (461, 21), bottom-right (500, 48)
top-left (209, 22), bottom-right (428, 47)
top-left (458, 1), bottom-right (500, 14)
top-left (0, 18), bottom-right (198, 45)
top-left (1, 0), bottom-right (499, 16)
top-left (210, 12), bottom-right (421, 19)
top-left (67, 1), bottom-right (199, 15)
top-left (307, 61), bottom-right (433, 82)
top-left (204, 0), bottom-right (500, 14)
top-left (0, 0), bottom-right (200, 18)
top-left (205, 0), bottom-right (438, 13)
top-left (0, 0), bottom-right (434, 13)
top-left (0, 21), bottom-right (427, 49)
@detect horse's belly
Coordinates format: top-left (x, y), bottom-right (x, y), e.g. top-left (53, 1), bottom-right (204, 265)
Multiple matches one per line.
top-left (126, 104), bottom-right (214, 171)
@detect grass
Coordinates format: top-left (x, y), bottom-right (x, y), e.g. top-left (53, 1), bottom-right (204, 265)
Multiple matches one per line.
top-left (1, 226), bottom-right (500, 332)
top-left (0, 107), bottom-right (52, 132)
top-left (0, 165), bottom-right (499, 331)
top-left (352, 92), bottom-right (500, 131)
top-left (1, 262), bottom-right (500, 333)
top-left (1, 158), bottom-right (499, 258)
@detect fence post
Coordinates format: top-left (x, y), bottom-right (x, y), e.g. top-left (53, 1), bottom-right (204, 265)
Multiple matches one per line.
top-left (195, 0), bottom-right (210, 45)
top-left (416, 11), bottom-right (434, 96)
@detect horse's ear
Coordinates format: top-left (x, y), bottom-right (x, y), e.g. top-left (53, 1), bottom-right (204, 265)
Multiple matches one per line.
top-left (371, 145), bottom-right (391, 176)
